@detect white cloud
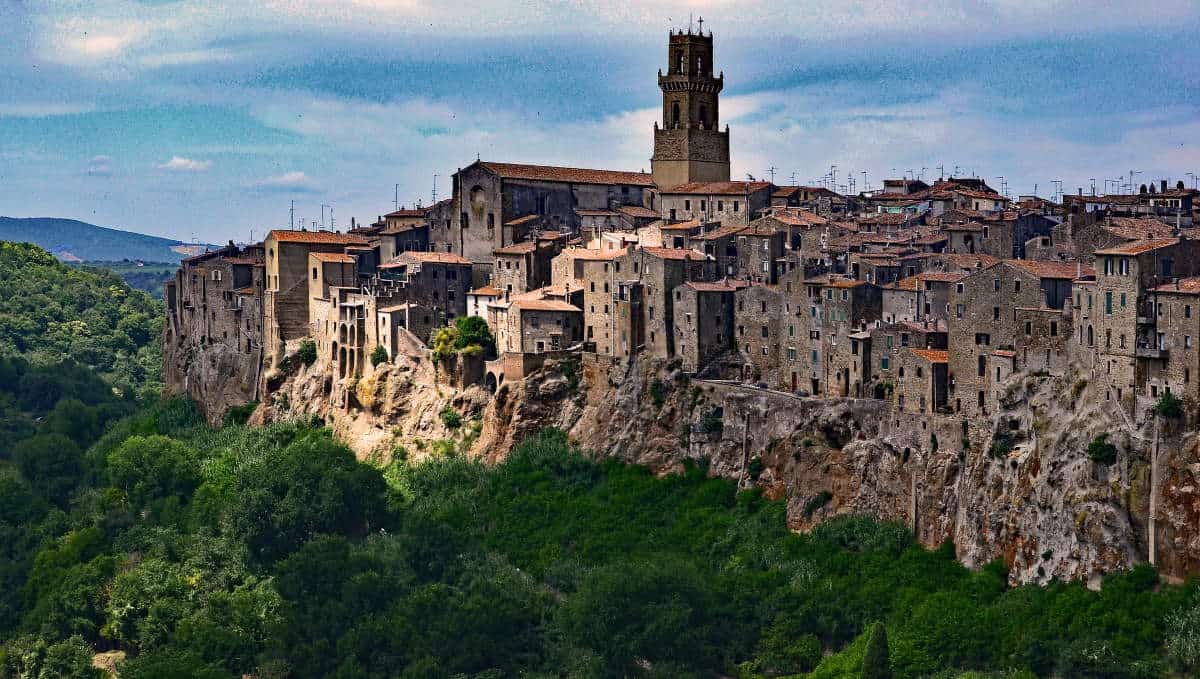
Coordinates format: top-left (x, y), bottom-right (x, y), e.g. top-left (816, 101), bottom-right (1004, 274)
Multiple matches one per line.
top-left (158, 156), bottom-right (212, 171)
top-left (86, 155), bottom-right (114, 177)
top-left (253, 171), bottom-right (320, 193)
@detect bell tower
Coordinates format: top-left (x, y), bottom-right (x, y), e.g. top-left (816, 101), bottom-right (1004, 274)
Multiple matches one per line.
top-left (651, 26), bottom-right (731, 189)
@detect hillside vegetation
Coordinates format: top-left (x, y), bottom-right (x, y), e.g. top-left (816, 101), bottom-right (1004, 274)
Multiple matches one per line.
top-left (0, 217), bottom-right (210, 263)
top-left (0, 400), bottom-right (1196, 678)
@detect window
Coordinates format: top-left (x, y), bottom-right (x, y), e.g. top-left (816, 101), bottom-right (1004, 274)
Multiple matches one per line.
top-left (1050, 321), bottom-right (1058, 336)
top-left (487, 213), bottom-right (495, 229)
top-left (717, 200), bottom-right (724, 211)
top-left (881, 356), bottom-right (890, 370)
top-left (684, 199), bottom-right (691, 210)
top-left (1014, 280), bottom-right (1021, 293)
top-left (700, 200), bottom-right (706, 211)
top-left (1025, 321), bottom-right (1032, 336)
top-left (1187, 305), bottom-right (1193, 319)
top-left (312, 267), bottom-right (318, 280)
top-left (669, 208), bottom-right (677, 220)
top-left (993, 278), bottom-right (1000, 292)
top-left (955, 304), bottom-right (964, 319)
top-left (993, 306), bottom-right (1000, 321)
top-left (956, 283), bottom-right (965, 294)
top-left (733, 201), bottom-right (740, 212)
top-left (1120, 292), bottom-right (1126, 308)
top-left (978, 355), bottom-right (986, 377)
top-left (1105, 291), bottom-right (1113, 314)
top-left (761, 325), bottom-right (769, 338)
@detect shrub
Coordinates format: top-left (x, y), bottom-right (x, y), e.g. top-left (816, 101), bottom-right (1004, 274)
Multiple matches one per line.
top-left (1166, 593), bottom-right (1200, 673)
top-left (1087, 433), bottom-right (1117, 464)
top-left (223, 401), bottom-right (258, 427)
top-left (988, 433), bottom-right (1013, 459)
top-left (1153, 391), bottom-right (1184, 419)
top-left (649, 379), bottom-right (665, 408)
top-left (700, 410), bottom-right (724, 434)
top-left (297, 339), bottom-right (317, 367)
top-left (802, 490), bottom-right (833, 519)
top-left (747, 456), bottom-right (765, 480)
top-left (861, 622), bottom-right (892, 679)
top-left (454, 316), bottom-right (497, 359)
top-left (370, 345), bottom-right (388, 367)
top-left (440, 407), bottom-right (462, 430)
top-left (430, 327), bottom-right (458, 364)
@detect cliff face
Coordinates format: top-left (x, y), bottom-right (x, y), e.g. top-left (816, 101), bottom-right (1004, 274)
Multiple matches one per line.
top-left (169, 342), bottom-right (1200, 585)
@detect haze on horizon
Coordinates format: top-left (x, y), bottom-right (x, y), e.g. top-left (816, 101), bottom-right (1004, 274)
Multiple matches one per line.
top-left (1, 0), bottom-right (1198, 244)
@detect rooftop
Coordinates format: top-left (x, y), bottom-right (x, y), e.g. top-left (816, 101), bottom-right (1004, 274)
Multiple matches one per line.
top-left (382, 251), bottom-right (471, 267)
top-left (1151, 277), bottom-right (1200, 294)
top-left (910, 348), bottom-right (949, 363)
top-left (641, 246), bottom-right (709, 261)
top-left (1006, 259), bottom-right (1094, 280)
top-left (661, 180), bottom-right (774, 195)
top-left (309, 252), bottom-right (356, 263)
top-left (513, 298), bottom-right (581, 313)
top-left (268, 230), bottom-right (369, 245)
top-left (1093, 238), bottom-right (1179, 256)
top-left (477, 161), bottom-right (654, 187)
top-left (494, 241), bottom-right (538, 255)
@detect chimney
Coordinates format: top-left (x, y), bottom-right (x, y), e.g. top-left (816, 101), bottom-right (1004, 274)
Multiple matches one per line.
top-left (1162, 179), bottom-right (1169, 193)
top-left (1078, 188), bottom-right (1083, 196)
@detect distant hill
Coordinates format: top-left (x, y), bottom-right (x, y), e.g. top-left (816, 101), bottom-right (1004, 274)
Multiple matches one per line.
top-left (0, 216), bottom-right (215, 263)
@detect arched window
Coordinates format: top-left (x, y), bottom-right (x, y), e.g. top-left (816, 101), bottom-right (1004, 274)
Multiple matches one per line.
top-left (677, 53), bottom-right (684, 73)
top-left (697, 56), bottom-right (704, 74)
top-left (671, 102), bottom-right (680, 127)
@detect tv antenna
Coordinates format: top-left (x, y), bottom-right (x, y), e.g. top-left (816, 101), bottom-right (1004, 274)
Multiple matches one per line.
top-left (289, 199), bottom-right (295, 230)
top-left (432, 174), bottom-right (440, 203)
top-left (767, 166), bottom-right (777, 183)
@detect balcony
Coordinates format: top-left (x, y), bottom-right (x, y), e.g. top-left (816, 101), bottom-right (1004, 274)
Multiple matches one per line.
top-left (1135, 345), bottom-right (1167, 360)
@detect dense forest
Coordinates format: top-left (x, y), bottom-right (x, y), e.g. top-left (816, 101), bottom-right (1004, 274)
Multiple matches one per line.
top-left (2, 240), bottom-right (1199, 678)
top-left (70, 262), bottom-right (176, 300)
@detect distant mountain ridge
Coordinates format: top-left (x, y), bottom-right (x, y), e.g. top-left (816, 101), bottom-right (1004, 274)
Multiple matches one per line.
top-left (0, 216), bottom-right (215, 263)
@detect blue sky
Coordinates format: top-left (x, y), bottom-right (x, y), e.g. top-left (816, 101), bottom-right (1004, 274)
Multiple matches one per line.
top-left (2, 1), bottom-right (1199, 244)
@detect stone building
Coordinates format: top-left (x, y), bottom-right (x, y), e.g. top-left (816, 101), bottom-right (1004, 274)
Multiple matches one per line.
top-left (733, 283), bottom-right (782, 383)
top-left (1081, 238), bottom-right (1200, 415)
top-left (443, 160), bottom-right (655, 281)
top-left (262, 229), bottom-right (369, 363)
top-left (881, 271), bottom-right (965, 324)
top-left (492, 239), bottom-right (561, 298)
top-left (659, 181), bottom-right (774, 226)
top-left (1143, 278), bottom-right (1200, 406)
top-left (948, 259), bottom-right (1087, 416)
top-left (673, 279), bottom-right (745, 372)
top-left (894, 349), bottom-right (950, 415)
top-left (617, 246), bottom-right (716, 358)
top-left (651, 29), bottom-right (731, 188)
top-left (167, 245), bottom-right (265, 358)
top-left (377, 251), bottom-right (472, 341)
top-left (491, 295), bottom-right (583, 355)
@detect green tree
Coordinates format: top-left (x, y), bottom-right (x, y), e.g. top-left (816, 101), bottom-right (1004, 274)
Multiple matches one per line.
top-left (370, 345), bottom-right (388, 367)
top-left (297, 339), bottom-right (317, 367)
top-left (862, 622), bottom-right (892, 679)
top-left (106, 435), bottom-right (200, 509)
top-left (454, 315), bottom-right (496, 359)
top-left (13, 434), bottom-right (83, 505)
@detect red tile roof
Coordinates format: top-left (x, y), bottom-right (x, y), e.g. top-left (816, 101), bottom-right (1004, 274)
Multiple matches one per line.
top-left (616, 204), bottom-right (660, 219)
top-left (469, 285), bottom-right (501, 296)
top-left (910, 348), bottom-right (949, 363)
top-left (662, 181), bottom-right (773, 195)
top-left (1093, 238), bottom-right (1179, 256)
top-left (1006, 259), bottom-right (1094, 279)
top-left (513, 299), bottom-right (580, 312)
top-left (685, 280), bottom-right (750, 292)
top-left (268, 230), bottom-right (369, 245)
top-left (479, 161), bottom-right (654, 187)
top-left (382, 251), bottom-right (471, 267)
top-left (309, 252), bottom-right (356, 263)
top-left (560, 247), bottom-right (626, 261)
top-left (384, 209), bottom-right (426, 218)
top-left (494, 241), bottom-right (538, 255)
top-left (641, 247), bottom-right (709, 261)
top-left (1152, 277), bottom-right (1200, 294)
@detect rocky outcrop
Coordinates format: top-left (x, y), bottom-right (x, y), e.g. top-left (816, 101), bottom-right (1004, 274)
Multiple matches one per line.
top-left (169, 340), bottom-right (1200, 585)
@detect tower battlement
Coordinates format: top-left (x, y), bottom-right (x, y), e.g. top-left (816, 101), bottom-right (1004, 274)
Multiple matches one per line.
top-left (652, 29), bottom-right (731, 188)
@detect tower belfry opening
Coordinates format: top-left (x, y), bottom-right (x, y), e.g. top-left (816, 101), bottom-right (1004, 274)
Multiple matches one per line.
top-left (651, 26), bottom-right (731, 189)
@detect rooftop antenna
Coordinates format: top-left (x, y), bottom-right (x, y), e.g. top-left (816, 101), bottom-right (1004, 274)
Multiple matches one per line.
top-left (919, 167), bottom-right (928, 181)
top-left (289, 199), bottom-right (294, 230)
top-left (1089, 178), bottom-right (1096, 196)
top-left (767, 165), bottom-right (778, 183)
top-left (937, 164), bottom-right (945, 180)
top-left (861, 170), bottom-right (868, 192)
top-left (829, 164), bottom-right (837, 188)
top-left (330, 206), bottom-right (335, 232)
top-left (1188, 172), bottom-right (1197, 190)
top-left (432, 174), bottom-right (439, 203)
top-left (394, 184), bottom-right (399, 211)
top-left (320, 204), bottom-right (330, 229)
top-left (789, 171), bottom-right (797, 186)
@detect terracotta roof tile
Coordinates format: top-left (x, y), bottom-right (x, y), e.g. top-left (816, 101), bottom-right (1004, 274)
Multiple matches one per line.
top-left (479, 161), bottom-right (654, 187)
top-left (381, 251), bottom-right (471, 267)
top-left (1152, 277), bottom-right (1200, 294)
top-left (616, 204), bottom-right (660, 219)
top-left (641, 246), bottom-right (710, 261)
top-left (684, 280), bottom-right (750, 292)
top-left (1006, 259), bottom-right (1094, 279)
top-left (268, 230), bottom-right (369, 245)
top-left (662, 181), bottom-right (774, 195)
top-left (910, 348), bottom-right (949, 363)
top-left (1093, 238), bottom-right (1179, 256)
top-left (494, 241), bottom-right (538, 255)
top-left (513, 299), bottom-right (581, 312)
top-left (309, 252), bottom-right (356, 263)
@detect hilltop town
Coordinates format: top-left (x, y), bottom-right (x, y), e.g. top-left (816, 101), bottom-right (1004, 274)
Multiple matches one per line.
top-left (165, 29), bottom-right (1200, 583)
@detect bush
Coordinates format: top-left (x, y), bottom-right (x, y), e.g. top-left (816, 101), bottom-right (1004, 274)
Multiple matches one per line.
top-left (1153, 391), bottom-right (1184, 419)
top-left (370, 345), bottom-right (388, 367)
top-left (297, 339), bottom-right (317, 367)
top-left (861, 622), bottom-right (892, 679)
top-left (746, 456), bottom-right (764, 480)
top-left (1087, 433), bottom-right (1117, 464)
top-left (454, 316), bottom-right (497, 359)
top-left (1166, 593), bottom-right (1200, 673)
top-left (803, 490), bottom-right (833, 518)
top-left (440, 407), bottom-right (462, 430)
top-left (649, 379), bottom-right (665, 408)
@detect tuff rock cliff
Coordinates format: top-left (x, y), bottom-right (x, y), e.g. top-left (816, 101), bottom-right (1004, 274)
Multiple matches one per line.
top-left (169, 343), bottom-right (1200, 585)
